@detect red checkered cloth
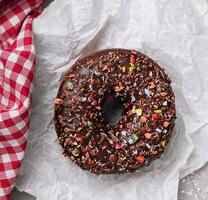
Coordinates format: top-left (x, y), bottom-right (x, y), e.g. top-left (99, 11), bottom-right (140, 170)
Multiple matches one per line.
top-left (0, 0), bottom-right (43, 199)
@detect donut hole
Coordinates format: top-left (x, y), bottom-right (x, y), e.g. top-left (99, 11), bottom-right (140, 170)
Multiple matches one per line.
top-left (102, 90), bottom-right (123, 125)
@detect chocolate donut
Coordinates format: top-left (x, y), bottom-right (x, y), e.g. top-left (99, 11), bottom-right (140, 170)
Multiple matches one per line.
top-left (54, 49), bottom-right (176, 174)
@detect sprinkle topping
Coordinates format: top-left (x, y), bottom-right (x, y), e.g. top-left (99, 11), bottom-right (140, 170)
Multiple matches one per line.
top-left (154, 109), bottom-right (162, 114)
top-left (87, 121), bottom-right (93, 129)
top-left (160, 92), bottom-right (168, 97)
top-left (54, 49), bottom-right (176, 174)
top-left (114, 85), bottom-right (124, 92)
top-left (140, 116), bottom-right (147, 123)
top-left (136, 155), bottom-right (145, 163)
top-left (66, 81), bottom-right (74, 90)
top-left (163, 121), bottom-right (170, 128)
top-left (131, 133), bottom-right (139, 143)
top-left (135, 108), bottom-right (142, 116)
top-left (115, 143), bottom-right (121, 149)
top-left (121, 66), bottom-right (126, 73)
top-left (144, 88), bottom-right (151, 97)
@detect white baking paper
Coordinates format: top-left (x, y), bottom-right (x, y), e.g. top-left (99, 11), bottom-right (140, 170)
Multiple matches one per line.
top-left (16, 0), bottom-right (208, 199)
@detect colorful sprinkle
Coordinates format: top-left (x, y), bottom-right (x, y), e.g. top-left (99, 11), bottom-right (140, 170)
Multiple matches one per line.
top-left (128, 110), bottom-right (133, 116)
top-left (95, 107), bottom-right (102, 113)
top-left (157, 87), bottom-right (162, 93)
top-left (114, 86), bottom-right (124, 92)
top-left (133, 117), bottom-right (137, 123)
top-left (132, 150), bottom-right (138, 156)
top-left (109, 140), bottom-right (113, 145)
top-left (75, 135), bottom-right (83, 142)
top-left (121, 66), bottom-right (126, 73)
top-left (136, 155), bottom-right (145, 163)
top-left (129, 63), bottom-right (135, 72)
top-left (152, 113), bottom-right (159, 120)
top-left (94, 70), bottom-right (101, 76)
top-left (84, 151), bottom-right (89, 158)
top-left (156, 128), bottom-right (162, 133)
top-left (91, 100), bottom-right (98, 106)
top-left (135, 108), bottom-right (142, 116)
top-left (163, 101), bottom-right (168, 106)
top-left (77, 127), bottom-right (82, 132)
top-left (132, 106), bottom-right (135, 113)
top-left (145, 143), bottom-right (151, 149)
top-left (160, 92), bottom-right (168, 97)
top-left (128, 138), bottom-right (134, 144)
top-left (144, 133), bottom-right (152, 139)
top-left (149, 82), bottom-right (155, 89)
top-left (163, 129), bottom-right (168, 134)
top-left (161, 140), bottom-right (166, 147)
top-left (121, 131), bottom-right (127, 136)
top-left (122, 140), bottom-right (127, 145)
top-left (140, 116), bottom-right (147, 123)
top-left (53, 98), bottom-right (64, 105)
top-left (71, 148), bottom-right (80, 157)
top-left (102, 65), bottom-right (108, 71)
top-left (89, 85), bottom-right (93, 90)
top-left (144, 88), bottom-right (151, 97)
top-left (64, 127), bottom-right (71, 133)
top-left (151, 148), bottom-right (158, 155)
top-left (154, 109), bottom-right (162, 114)
top-left (90, 149), bottom-right (96, 156)
top-left (66, 81), bottom-right (74, 90)
top-left (65, 137), bottom-right (73, 145)
top-left (71, 141), bottom-right (78, 146)
top-left (130, 55), bottom-right (136, 64)
top-left (89, 112), bottom-right (94, 119)
top-left (115, 143), bottom-right (121, 149)
top-left (131, 133), bottom-right (139, 143)
top-left (107, 95), bottom-right (114, 101)
top-left (163, 121), bottom-right (170, 128)
top-left (81, 97), bottom-right (87, 102)
top-left (131, 95), bottom-right (136, 102)
top-left (87, 121), bottom-right (93, 129)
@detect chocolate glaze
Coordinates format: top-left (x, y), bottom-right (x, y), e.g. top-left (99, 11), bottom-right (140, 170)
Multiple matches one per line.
top-left (54, 49), bottom-right (176, 174)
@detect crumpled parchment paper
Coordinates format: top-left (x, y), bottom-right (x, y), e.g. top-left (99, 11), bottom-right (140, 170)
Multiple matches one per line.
top-left (16, 0), bottom-right (208, 199)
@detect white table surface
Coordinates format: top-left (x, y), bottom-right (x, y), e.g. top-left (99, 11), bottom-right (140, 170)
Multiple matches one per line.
top-left (10, 0), bottom-right (208, 199)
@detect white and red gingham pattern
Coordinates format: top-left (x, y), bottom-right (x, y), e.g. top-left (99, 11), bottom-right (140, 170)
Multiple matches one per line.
top-left (0, 0), bottom-right (43, 199)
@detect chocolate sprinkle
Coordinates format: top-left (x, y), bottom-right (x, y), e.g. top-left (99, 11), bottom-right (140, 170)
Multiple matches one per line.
top-left (54, 48), bottom-right (176, 174)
